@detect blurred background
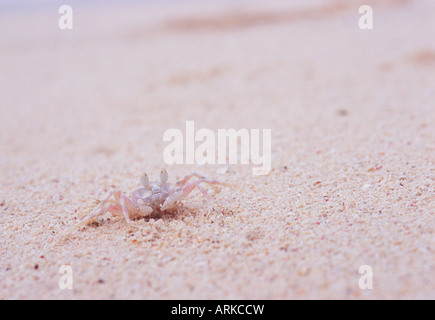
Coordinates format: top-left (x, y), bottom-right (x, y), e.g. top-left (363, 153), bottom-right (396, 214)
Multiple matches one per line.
top-left (1, 0), bottom-right (434, 299)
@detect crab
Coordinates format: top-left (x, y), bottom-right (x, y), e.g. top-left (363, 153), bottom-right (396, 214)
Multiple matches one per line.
top-left (72, 169), bottom-right (227, 230)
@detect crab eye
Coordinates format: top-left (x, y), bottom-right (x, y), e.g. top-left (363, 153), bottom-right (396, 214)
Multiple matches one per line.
top-left (140, 173), bottom-right (150, 188)
top-left (160, 169), bottom-right (168, 184)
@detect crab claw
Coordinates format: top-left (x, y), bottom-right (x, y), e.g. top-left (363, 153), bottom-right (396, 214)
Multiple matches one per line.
top-left (160, 193), bottom-right (179, 211)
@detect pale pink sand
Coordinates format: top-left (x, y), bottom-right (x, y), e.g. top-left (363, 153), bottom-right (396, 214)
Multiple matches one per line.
top-left (0, 0), bottom-right (434, 299)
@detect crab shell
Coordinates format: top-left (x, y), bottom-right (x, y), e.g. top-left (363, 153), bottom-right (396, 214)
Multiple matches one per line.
top-left (130, 182), bottom-right (172, 212)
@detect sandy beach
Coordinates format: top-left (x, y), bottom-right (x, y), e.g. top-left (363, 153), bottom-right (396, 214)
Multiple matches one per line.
top-left (0, 0), bottom-right (434, 299)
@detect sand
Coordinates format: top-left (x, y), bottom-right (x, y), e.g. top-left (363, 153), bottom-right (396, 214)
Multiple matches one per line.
top-left (0, 0), bottom-right (434, 299)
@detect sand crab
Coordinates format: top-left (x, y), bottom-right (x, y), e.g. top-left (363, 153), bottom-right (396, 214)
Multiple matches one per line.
top-left (72, 169), bottom-right (227, 230)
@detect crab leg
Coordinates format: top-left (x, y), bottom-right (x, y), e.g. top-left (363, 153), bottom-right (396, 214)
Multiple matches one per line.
top-left (176, 173), bottom-right (228, 189)
top-left (120, 194), bottom-right (139, 223)
top-left (62, 203), bottom-right (122, 238)
top-left (89, 190), bottom-right (122, 213)
top-left (76, 204), bottom-right (122, 228)
top-left (176, 173), bottom-right (207, 186)
top-left (74, 190), bottom-right (119, 225)
top-left (181, 181), bottom-right (212, 201)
